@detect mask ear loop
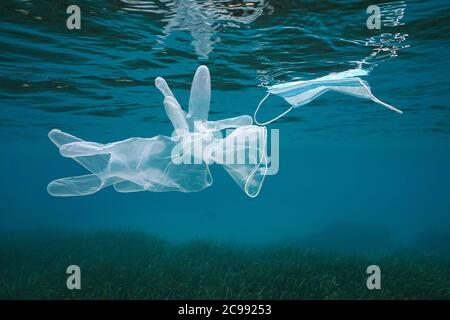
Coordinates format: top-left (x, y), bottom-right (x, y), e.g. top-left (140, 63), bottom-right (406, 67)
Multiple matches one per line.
top-left (253, 92), bottom-right (294, 126)
top-left (243, 126), bottom-right (268, 198)
top-left (358, 79), bottom-right (403, 114)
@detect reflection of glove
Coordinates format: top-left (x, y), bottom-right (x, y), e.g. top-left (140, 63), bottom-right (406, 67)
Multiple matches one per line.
top-left (47, 65), bottom-right (269, 197)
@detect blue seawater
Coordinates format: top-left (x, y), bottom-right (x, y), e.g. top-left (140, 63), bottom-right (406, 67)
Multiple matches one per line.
top-left (0, 0), bottom-right (449, 257)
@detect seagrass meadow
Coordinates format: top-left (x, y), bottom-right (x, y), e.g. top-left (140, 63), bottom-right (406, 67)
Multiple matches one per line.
top-left (1, 231), bottom-right (449, 300)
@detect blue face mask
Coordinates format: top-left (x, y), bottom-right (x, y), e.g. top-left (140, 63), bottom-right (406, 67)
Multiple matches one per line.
top-left (254, 69), bottom-right (403, 125)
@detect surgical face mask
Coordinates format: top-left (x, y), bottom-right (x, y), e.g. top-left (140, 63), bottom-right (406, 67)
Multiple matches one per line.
top-left (253, 69), bottom-right (403, 125)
